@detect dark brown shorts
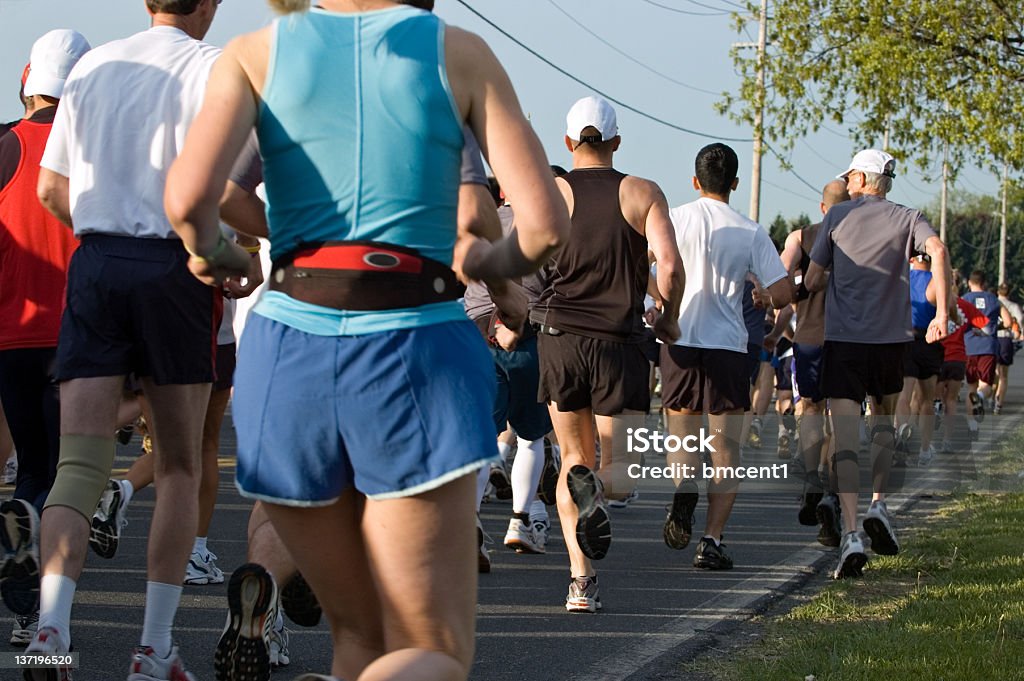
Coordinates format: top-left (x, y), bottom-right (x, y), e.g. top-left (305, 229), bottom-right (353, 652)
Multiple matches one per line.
top-left (966, 354), bottom-right (997, 385)
top-left (821, 341), bottom-right (907, 403)
top-left (537, 331), bottom-right (650, 415)
top-left (659, 345), bottom-right (751, 414)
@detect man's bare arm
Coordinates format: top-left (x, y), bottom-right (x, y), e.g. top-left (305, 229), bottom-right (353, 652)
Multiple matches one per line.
top-left (37, 168), bottom-right (72, 228)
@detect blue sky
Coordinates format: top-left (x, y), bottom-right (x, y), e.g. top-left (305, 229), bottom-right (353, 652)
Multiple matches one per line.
top-left (0, 0), bottom-right (1005, 223)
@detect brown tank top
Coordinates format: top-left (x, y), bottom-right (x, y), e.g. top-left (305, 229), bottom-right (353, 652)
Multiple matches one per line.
top-left (793, 222), bottom-right (826, 346)
top-left (532, 168), bottom-right (648, 343)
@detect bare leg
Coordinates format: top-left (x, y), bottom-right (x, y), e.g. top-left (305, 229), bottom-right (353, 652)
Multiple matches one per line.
top-left (593, 411), bottom-right (642, 500)
top-left (198, 387), bottom-right (230, 537)
top-left (247, 501), bottom-right (297, 583)
top-left (548, 405), bottom-right (597, 578)
top-left (827, 398), bottom-right (861, 534)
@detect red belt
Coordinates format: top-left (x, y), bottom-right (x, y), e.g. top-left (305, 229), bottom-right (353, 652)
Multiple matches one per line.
top-left (269, 241), bottom-right (465, 311)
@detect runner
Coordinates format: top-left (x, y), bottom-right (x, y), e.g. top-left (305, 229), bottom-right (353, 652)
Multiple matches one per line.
top-left (662, 142), bottom-right (790, 570)
top-left (0, 29), bottom-right (89, 648)
top-left (962, 271), bottom-right (1010, 419)
top-left (804, 149), bottom-right (950, 579)
top-left (26, 2), bottom-right (264, 679)
top-left (994, 283), bottom-right (1022, 413)
top-left (531, 95), bottom-right (683, 611)
top-left (778, 179), bottom-right (849, 544)
top-left (165, 2), bottom-right (570, 680)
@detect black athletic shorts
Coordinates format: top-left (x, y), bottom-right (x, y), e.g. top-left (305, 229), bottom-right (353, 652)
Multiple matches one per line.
top-left (793, 343), bottom-right (824, 402)
top-left (997, 336), bottom-right (1015, 366)
top-left (213, 343), bottom-right (237, 392)
top-left (659, 345), bottom-right (751, 413)
top-left (903, 329), bottom-right (944, 380)
top-left (537, 330), bottom-right (650, 415)
top-left (821, 340), bottom-right (907, 403)
top-left (56, 235), bottom-right (222, 385)
top-left (938, 361), bottom-right (966, 383)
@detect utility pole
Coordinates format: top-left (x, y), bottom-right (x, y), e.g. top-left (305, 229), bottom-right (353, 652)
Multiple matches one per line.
top-left (939, 141), bottom-right (948, 243)
top-left (748, 0), bottom-right (768, 223)
top-left (1000, 162), bottom-right (1009, 285)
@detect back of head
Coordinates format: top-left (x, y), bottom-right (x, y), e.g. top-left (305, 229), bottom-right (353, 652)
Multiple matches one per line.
top-left (147, 0), bottom-right (203, 14)
top-left (695, 143), bottom-right (738, 196)
top-left (821, 179), bottom-right (849, 210)
top-left (999, 282), bottom-right (1010, 297)
top-left (23, 29), bottom-right (91, 100)
top-left (565, 95), bottom-right (618, 151)
top-left (969, 270), bottom-right (987, 289)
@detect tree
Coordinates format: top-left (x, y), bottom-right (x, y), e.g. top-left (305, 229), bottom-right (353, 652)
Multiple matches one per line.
top-left (720, 0), bottom-right (1024, 176)
top-left (768, 212), bottom-right (811, 246)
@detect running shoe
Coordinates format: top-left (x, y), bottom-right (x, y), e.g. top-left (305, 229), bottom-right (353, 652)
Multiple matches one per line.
top-left (488, 463), bottom-right (513, 501)
top-left (529, 516), bottom-right (550, 552)
top-left (747, 417), bottom-right (762, 449)
top-left (815, 494), bottom-right (842, 548)
top-left (184, 550), bottom-right (225, 586)
top-left (23, 626), bottom-right (72, 681)
top-left (477, 516), bottom-right (491, 574)
top-left (693, 536), bottom-right (733, 570)
top-left (969, 392), bottom-right (985, 422)
top-left (565, 576), bottom-right (601, 613)
top-left (536, 440), bottom-right (560, 506)
top-left (269, 621), bottom-right (290, 669)
top-left (2, 456), bottom-right (17, 484)
top-left (503, 518), bottom-right (545, 554)
top-left (939, 439), bottom-right (954, 454)
top-left (214, 563), bottom-right (277, 681)
top-left (777, 430), bottom-right (791, 459)
top-left (116, 423), bottom-right (135, 446)
top-left (798, 486), bottom-right (824, 527)
top-left (90, 479), bottom-right (129, 559)
top-left (127, 645), bottom-right (196, 681)
top-left (608, 489), bottom-right (640, 509)
top-left (917, 445), bottom-right (936, 467)
top-left (0, 498), bottom-right (40, 616)
top-left (832, 531), bottom-right (867, 579)
top-left (11, 609), bottom-right (38, 646)
top-left (280, 572), bottom-right (321, 627)
top-left (566, 465), bottom-right (612, 560)
top-left (993, 401), bottom-right (1003, 415)
top-left (863, 500), bottom-right (900, 555)
top-left (663, 484), bottom-right (698, 550)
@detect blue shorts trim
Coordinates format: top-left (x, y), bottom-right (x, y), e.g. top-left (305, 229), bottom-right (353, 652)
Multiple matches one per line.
top-left (233, 313), bottom-right (498, 505)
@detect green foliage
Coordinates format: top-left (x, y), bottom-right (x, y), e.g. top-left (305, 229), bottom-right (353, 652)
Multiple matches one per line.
top-left (720, 0), bottom-right (1024, 176)
top-left (768, 211), bottom-right (812, 246)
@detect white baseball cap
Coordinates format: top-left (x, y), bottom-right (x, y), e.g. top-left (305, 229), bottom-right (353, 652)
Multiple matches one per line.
top-left (565, 96), bottom-right (618, 142)
top-left (23, 29), bottom-right (91, 99)
top-left (838, 149), bottom-right (896, 180)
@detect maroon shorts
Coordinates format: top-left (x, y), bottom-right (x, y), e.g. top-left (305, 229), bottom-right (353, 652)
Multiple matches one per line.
top-left (659, 345), bottom-right (750, 414)
top-left (965, 354), bottom-right (997, 385)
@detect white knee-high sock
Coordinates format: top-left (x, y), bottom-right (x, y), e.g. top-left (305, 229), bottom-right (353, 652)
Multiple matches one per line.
top-left (511, 437), bottom-right (545, 514)
top-left (140, 581), bottom-right (183, 658)
top-left (38, 574), bottom-right (76, 650)
top-left (475, 466), bottom-right (490, 513)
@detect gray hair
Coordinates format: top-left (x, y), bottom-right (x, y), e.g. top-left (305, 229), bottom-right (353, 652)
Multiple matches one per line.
top-left (268, 0), bottom-right (309, 12)
top-left (862, 171), bottom-right (892, 195)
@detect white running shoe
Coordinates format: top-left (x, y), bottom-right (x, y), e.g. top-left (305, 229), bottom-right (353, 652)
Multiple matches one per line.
top-left (184, 550), bottom-right (225, 586)
top-left (90, 479), bottom-right (130, 559)
top-left (831, 531), bottom-right (867, 580)
top-left (269, 619), bottom-right (290, 668)
top-left (565, 576), bottom-right (602, 613)
top-left (917, 445), bottom-right (936, 467)
top-left (2, 456), bottom-right (16, 484)
top-left (10, 609), bottom-right (37, 646)
top-left (24, 626), bottom-right (72, 681)
top-left (503, 518), bottom-right (545, 554)
top-left (127, 644), bottom-right (196, 681)
top-left (863, 500), bottom-right (900, 555)
top-left (608, 489), bottom-right (640, 509)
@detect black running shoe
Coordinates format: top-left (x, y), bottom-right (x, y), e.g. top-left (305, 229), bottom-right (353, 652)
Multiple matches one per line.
top-left (799, 490), bottom-right (824, 526)
top-left (536, 439), bottom-right (560, 506)
top-left (214, 563), bottom-right (277, 681)
top-left (489, 463), bottom-right (513, 501)
top-left (815, 493), bottom-right (842, 548)
top-left (663, 485), bottom-right (699, 550)
top-left (0, 499), bottom-right (40, 616)
top-left (693, 536), bottom-right (734, 570)
top-left (115, 423), bottom-right (135, 446)
top-left (566, 465), bottom-right (611, 560)
top-left (280, 572), bottom-right (321, 627)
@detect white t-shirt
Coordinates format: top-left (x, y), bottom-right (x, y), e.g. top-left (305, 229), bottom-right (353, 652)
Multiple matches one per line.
top-left (41, 26), bottom-right (220, 239)
top-left (669, 197), bottom-right (787, 352)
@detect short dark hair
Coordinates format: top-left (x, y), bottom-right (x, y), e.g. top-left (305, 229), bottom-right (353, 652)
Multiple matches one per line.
top-left (695, 143), bottom-right (738, 196)
top-left (969, 270), bottom-right (987, 287)
top-left (398, 0), bottom-right (435, 9)
top-left (146, 0), bottom-right (202, 15)
top-left (550, 165), bottom-right (568, 178)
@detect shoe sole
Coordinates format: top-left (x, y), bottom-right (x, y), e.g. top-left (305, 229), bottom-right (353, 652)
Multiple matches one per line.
top-left (88, 482), bottom-right (123, 560)
top-left (214, 564), bottom-right (274, 681)
top-left (663, 489), bottom-right (698, 550)
top-left (863, 517), bottom-right (900, 555)
top-left (504, 535), bottom-right (545, 555)
top-left (537, 443), bottom-right (559, 506)
top-left (815, 501), bottom-right (841, 548)
top-left (489, 468), bottom-right (513, 501)
top-left (0, 501), bottom-right (39, 615)
top-left (777, 436), bottom-right (791, 459)
top-left (477, 526), bottom-right (491, 574)
top-left (280, 573), bottom-right (321, 627)
top-left (693, 545), bottom-right (734, 570)
top-left (833, 550), bottom-right (867, 579)
top-left (566, 466), bottom-right (611, 561)
top-left (565, 599), bottom-right (601, 613)
top-left (798, 492), bottom-right (823, 526)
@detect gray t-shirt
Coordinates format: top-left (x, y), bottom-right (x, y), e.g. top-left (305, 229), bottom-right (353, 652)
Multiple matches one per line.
top-left (810, 194), bottom-right (936, 344)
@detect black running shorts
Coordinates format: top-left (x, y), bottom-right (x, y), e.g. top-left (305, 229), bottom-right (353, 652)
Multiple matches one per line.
top-left (821, 340), bottom-right (906, 403)
top-left (659, 345), bottom-right (751, 413)
top-left (537, 330), bottom-right (650, 415)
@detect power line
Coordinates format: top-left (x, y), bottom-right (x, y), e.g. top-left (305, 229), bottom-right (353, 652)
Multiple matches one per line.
top-left (452, 0), bottom-right (752, 142)
top-left (763, 141), bottom-right (820, 194)
top-left (762, 178), bottom-right (817, 203)
top-left (639, 0), bottom-right (733, 17)
top-left (546, 0), bottom-right (721, 96)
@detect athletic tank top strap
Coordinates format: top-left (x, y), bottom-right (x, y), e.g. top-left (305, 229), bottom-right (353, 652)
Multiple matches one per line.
top-left (534, 168), bottom-right (648, 343)
top-left (798, 222), bottom-right (820, 274)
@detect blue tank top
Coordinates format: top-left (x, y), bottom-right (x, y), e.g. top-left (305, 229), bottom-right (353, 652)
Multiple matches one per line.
top-left (962, 290), bottom-right (1000, 356)
top-left (252, 6), bottom-right (467, 336)
top-left (909, 269), bottom-right (935, 329)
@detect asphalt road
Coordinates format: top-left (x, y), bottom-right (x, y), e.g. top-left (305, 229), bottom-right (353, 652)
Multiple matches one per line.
top-left (2, 363), bottom-right (1020, 681)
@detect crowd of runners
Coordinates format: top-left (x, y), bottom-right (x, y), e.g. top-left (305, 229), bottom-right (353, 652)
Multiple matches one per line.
top-left (0, 1), bottom-right (1021, 680)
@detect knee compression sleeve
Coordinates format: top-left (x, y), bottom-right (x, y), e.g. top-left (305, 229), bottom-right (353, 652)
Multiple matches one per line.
top-left (870, 424), bottom-right (896, 442)
top-left (44, 435), bottom-right (117, 520)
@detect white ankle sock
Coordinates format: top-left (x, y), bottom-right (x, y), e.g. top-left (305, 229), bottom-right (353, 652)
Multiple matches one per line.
top-left (529, 499), bottom-right (549, 523)
top-left (140, 581), bottom-right (183, 658)
top-left (511, 437), bottom-right (545, 513)
top-left (38, 574), bottom-right (76, 650)
top-left (119, 479), bottom-right (135, 507)
top-left (192, 536), bottom-right (208, 556)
